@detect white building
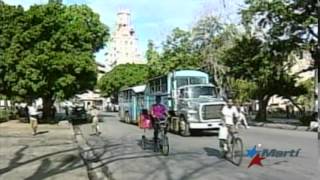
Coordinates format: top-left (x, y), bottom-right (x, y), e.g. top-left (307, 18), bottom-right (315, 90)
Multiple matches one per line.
top-left (105, 10), bottom-right (145, 68)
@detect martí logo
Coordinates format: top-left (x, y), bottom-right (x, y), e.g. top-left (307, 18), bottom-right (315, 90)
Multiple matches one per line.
top-left (246, 144), bottom-right (301, 168)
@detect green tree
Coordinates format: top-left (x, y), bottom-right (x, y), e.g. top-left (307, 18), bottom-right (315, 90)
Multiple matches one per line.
top-left (242, 0), bottom-right (318, 71)
top-left (192, 16), bottom-right (240, 92)
top-left (222, 35), bottom-right (307, 121)
top-left (148, 28), bottom-right (201, 77)
top-left (289, 78), bottom-right (315, 113)
top-left (0, 1), bottom-right (25, 105)
top-left (145, 40), bottom-right (160, 62)
top-left (98, 64), bottom-right (149, 102)
top-left (2, 2), bottom-right (109, 120)
top-left (228, 78), bottom-right (257, 105)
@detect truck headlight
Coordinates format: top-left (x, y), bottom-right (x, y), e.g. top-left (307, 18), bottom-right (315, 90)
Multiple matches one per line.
top-left (187, 110), bottom-right (198, 121)
top-left (187, 110), bottom-right (197, 114)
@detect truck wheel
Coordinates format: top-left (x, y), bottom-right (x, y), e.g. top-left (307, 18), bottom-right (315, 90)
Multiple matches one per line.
top-left (125, 112), bottom-right (130, 123)
top-left (179, 116), bottom-right (190, 137)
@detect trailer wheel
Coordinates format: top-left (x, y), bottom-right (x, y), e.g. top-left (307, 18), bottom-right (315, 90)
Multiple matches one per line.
top-left (125, 112), bottom-right (130, 123)
top-left (179, 116), bottom-right (190, 137)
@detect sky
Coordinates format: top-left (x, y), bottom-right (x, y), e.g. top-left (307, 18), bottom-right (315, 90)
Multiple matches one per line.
top-left (4, 0), bottom-right (244, 64)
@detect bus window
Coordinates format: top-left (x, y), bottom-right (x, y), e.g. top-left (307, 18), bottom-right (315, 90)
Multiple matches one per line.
top-left (161, 77), bottom-right (167, 92)
top-left (177, 77), bottom-right (188, 87)
top-left (190, 77), bottom-right (206, 84)
top-left (150, 81), bottom-right (156, 93)
top-left (179, 89), bottom-right (185, 98)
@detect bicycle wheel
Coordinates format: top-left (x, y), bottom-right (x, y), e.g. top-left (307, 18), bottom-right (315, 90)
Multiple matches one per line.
top-left (141, 135), bottom-right (146, 150)
top-left (231, 137), bottom-right (243, 166)
top-left (160, 133), bottom-right (169, 156)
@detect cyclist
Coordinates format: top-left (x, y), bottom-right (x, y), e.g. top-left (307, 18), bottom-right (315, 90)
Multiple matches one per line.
top-left (150, 96), bottom-right (168, 145)
top-left (219, 99), bottom-right (239, 152)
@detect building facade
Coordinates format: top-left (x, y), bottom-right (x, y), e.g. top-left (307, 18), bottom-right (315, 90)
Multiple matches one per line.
top-left (106, 10), bottom-right (145, 68)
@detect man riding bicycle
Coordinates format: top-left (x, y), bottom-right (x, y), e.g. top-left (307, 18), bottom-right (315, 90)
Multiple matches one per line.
top-left (219, 99), bottom-right (239, 152)
top-left (151, 96), bottom-right (168, 144)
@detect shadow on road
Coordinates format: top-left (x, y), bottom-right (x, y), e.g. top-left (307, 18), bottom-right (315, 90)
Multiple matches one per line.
top-left (136, 138), bottom-right (155, 151)
top-left (0, 145), bottom-right (84, 179)
top-left (203, 147), bottom-right (222, 158)
top-left (24, 155), bottom-right (83, 180)
top-left (36, 131), bottom-right (49, 135)
top-left (191, 130), bottom-right (219, 137)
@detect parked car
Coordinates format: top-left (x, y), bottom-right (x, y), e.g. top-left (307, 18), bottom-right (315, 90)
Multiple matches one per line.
top-left (70, 106), bottom-right (91, 123)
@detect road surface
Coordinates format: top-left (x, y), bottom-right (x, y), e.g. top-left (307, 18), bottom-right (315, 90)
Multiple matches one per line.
top-left (78, 112), bottom-right (318, 180)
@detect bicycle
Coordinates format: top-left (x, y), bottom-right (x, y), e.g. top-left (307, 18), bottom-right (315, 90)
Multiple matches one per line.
top-left (153, 119), bottom-right (169, 156)
top-left (219, 124), bottom-right (243, 166)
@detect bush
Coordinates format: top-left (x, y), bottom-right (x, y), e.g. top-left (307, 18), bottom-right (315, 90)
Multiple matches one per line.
top-left (299, 114), bottom-right (316, 126)
top-left (0, 109), bottom-right (18, 122)
top-left (0, 109), bottom-right (9, 122)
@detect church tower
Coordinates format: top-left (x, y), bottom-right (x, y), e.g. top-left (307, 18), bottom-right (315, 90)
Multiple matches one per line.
top-left (106, 10), bottom-right (144, 69)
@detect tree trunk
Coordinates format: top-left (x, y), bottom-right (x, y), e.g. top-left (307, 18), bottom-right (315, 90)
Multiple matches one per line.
top-left (255, 96), bottom-right (270, 122)
top-left (42, 97), bottom-right (54, 122)
top-left (287, 97), bottom-right (305, 116)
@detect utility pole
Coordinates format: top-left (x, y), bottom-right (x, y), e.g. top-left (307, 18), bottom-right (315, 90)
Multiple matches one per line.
top-left (317, 0), bottom-right (320, 139)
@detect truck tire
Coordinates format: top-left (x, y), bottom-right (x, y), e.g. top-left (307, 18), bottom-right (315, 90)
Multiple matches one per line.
top-left (125, 112), bottom-right (130, 123)
top-left (179, 116), bottom-right (190, 137)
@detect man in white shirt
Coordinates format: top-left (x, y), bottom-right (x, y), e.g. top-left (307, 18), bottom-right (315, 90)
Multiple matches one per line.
top-left (219, 99), bottom-right (239, 152)
top-left (91, 105), bottom-right (101, 135)
top-left (27, 103), bottom-right (40, 136)
top-left (221, 100), bottom-right (239, 126)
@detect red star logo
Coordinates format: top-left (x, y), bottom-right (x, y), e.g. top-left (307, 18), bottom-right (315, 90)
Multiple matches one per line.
top-left (248, 154), bottom-right (265, 168)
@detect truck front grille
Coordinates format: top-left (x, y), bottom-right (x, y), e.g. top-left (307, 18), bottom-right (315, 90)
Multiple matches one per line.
top-left (202, 104), bottom-right (223, 120)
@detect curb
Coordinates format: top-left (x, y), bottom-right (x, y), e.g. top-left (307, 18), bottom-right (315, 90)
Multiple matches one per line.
top-left (248, 122), bottom-right (310, 131)
top-left (71, 124), bottom-right (112, 180)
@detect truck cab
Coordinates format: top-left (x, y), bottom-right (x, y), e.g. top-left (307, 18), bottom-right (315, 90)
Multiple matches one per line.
top-left (175, 84), bottom-right (225, 136)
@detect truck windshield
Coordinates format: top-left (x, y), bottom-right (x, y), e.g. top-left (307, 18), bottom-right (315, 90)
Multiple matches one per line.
top-left (188, 86), bottom-right (216, 98)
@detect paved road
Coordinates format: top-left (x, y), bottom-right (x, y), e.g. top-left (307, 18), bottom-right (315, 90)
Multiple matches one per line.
top-left (79, 112), bottom-right (318, 180)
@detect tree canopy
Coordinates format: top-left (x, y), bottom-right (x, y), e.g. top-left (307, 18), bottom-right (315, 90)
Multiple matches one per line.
top-left (148, 28), bottom-right (201, 77)
top-left (0, 1), bottom-right (109, 119)
top-left (98, 64), bottom-right (149, 101)
top-left (242, 0), bottom-right (318, 70)
top-left (222, 35), bottom-right (307, 120)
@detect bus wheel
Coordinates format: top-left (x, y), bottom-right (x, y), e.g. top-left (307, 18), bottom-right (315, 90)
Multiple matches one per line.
top-left (179, 116), bottom-right (190, 137)
top-left (125, 112), bottom-right (130, 123)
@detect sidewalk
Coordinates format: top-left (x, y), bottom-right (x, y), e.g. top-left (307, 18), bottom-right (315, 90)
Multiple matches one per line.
top-left (247, 117), bottom-right (311, 131)
top-left (0, 120), bottom-right (88, 180)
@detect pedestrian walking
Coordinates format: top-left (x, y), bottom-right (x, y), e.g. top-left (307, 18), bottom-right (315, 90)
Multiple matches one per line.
top-left (236, 105), bottom-right (250, 129)
top-left (91, 105), bottom-right (101, 135)
top-left (27, 102), bottom-right (40, 135)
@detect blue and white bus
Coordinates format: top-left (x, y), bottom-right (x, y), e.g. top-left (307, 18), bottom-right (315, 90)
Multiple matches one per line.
top-left (118, 85), bottom-right (146, 124)
top-left (119, 70), bottom-right (225, 136)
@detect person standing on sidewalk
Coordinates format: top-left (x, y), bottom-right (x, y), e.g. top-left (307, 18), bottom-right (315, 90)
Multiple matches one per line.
top-left (27, 102), bottom-right (40, 135)
top-left (91, 105), bottom-right (101, 135)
